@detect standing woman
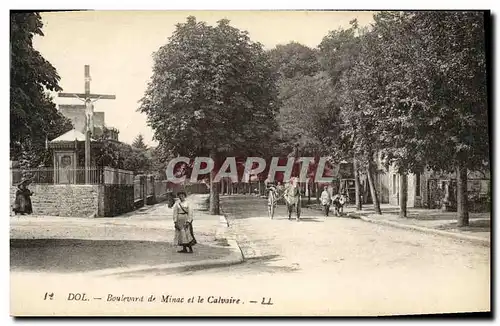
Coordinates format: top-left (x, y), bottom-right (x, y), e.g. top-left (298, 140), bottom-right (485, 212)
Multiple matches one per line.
top-left (13, 178), bottom-right (34, 215)
top-left (172, 191), bottom-right (197, 253)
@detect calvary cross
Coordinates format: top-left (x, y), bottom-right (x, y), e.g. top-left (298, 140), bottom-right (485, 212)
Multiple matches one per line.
top-left (58, 65), bottom-right (116, 184)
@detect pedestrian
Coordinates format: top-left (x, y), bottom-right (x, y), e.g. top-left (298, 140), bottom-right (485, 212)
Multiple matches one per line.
top-left (332, 192), bottom-right (348, 216)
top-left (172, 191), bottom-right (196, 253)
top-left (13, 178), bottom-right (34, 216)
top-left (320, 185), bottom-right (332, 216)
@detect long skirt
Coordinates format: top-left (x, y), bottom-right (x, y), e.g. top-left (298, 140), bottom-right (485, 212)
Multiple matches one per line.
top-left (13, 193), bottom-right (32, 214)
top-left (174, 219), bottom-right (197, 246)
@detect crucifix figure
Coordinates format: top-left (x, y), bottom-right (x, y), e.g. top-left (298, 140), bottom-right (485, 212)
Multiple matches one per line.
top-left (73, 95), bottom-right (101, 134)
top-left (58, 65), bottom-right (116, 183)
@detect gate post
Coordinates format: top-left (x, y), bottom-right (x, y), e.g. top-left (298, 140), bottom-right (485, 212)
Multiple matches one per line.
top-left (141, 175), bottom-right (147, 207)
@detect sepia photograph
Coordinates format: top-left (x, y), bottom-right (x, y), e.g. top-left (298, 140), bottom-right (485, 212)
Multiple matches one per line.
top-left (8, 8), bottom-right (491, 317)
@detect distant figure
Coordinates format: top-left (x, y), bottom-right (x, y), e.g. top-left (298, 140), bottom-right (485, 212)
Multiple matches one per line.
top-left (13, 178), bottom-right (33, 215)
top-left (172, 191), bottom-right (196, 253)
top-left (320, 185), bottom-right (332, 216)
top-left (332, 193), bottom-right (348, 217)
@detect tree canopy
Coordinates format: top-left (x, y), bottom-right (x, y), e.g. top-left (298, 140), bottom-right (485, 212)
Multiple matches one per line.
top-left (139, 16), bottom-right (280, 213)
top-left (139, 16), bottom-right (279, 160)
top-left (10, 12), bottom-right (72, 166)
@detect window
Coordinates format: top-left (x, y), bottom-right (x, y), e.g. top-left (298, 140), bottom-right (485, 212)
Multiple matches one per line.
top-left (415, 173), bottom-right (421, 196)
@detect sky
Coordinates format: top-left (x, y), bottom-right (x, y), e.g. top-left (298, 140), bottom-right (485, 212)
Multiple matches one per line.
top-left (33, 10), bottom-right (376, 146)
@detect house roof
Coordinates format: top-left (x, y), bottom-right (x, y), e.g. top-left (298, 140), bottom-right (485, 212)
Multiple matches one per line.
top-left (50, 129), bottom-right (95, 142)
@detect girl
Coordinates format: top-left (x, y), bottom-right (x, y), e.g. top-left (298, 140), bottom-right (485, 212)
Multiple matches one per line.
top-left (172, 191), bottom-right (196, 253)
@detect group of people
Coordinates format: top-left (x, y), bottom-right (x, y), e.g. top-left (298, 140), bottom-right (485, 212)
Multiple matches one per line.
top-left (12, 176), bottom-right (197, 254)
top-left (321, 186), bottom-right (348, 217)
top-left (12, 177), bottom-right (346, 252)
top-left (265, 180), bottom-right (348, 218)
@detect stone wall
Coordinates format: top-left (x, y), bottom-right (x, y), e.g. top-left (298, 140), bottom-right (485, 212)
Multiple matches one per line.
top-left (98, 185), bottom-right (135, 217)
top-left (10, 184), bottom-right (137, 218)
top-left (10, 184), bottom-right (99, 217)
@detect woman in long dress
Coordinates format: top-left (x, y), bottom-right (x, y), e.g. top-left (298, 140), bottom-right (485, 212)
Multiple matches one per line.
top-left (172, 191), bottom-right (197, 253)
top-left (13, 178), bottom-right (33, 215)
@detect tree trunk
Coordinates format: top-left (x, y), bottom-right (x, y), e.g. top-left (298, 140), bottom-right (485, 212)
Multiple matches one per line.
top-left (366, 161), bottom-right (381, 214)
top-left (315, 182), bottom-right (320, 203)
top-left (353, 157), bottom-right (362, 211)
top-left (307, 181), bottom-right (311, 204)
top-left (399, 172), bottom-right (408, 218)
top-left (457, 162), bottom-right (469, 227)
top-left (209, 150), bottom-right (220, 215)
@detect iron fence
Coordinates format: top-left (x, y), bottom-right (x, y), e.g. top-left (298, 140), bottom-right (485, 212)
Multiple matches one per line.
top-left (10, 167), bottom-right (134, 185)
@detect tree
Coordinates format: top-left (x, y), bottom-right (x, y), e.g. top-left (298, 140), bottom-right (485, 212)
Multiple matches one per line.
top-left (132, 134), bottom-right (148, 150)
top-left (268, 42), bottom-right (339, 157)
top-left (319, 20), bottom-right (383, 213)
top-left (139, 16), bottom-right (279, 214)
top-left (368, 11), bottom-right (488, 223)
top-left (267, 42), bottom-right (320, 79)
top-left (413, 11), bottom-right (488, 226)
top-left (93, 139), bottom-right (152, 174)
top-left (10, 12), bottom-right (72, 166)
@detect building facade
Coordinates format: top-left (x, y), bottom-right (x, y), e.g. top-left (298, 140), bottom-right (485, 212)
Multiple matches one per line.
top-left (58, 104), bottom-right (119, 141)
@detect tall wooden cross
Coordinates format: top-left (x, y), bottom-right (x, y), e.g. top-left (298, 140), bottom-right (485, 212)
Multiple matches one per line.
top-left (58, 65), bottom-right (116, 183)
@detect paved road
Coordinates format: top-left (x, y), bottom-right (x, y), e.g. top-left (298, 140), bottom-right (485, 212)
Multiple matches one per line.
top-left (182, 196), bottom-right (490, 315)
top-left (10, 195), bottom-right (490, 316)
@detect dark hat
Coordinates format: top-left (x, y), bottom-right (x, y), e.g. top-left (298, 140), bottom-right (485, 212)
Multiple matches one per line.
top-left (18, 178), bottom-right (32, 186)
top-left (177, 191), bottom-right (187, 198)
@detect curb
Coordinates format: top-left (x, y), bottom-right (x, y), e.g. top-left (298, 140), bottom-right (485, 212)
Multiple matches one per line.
top-left (349, 213), bottom-right (490, 247)
top-left (89, 239), bottom-right (244, 277)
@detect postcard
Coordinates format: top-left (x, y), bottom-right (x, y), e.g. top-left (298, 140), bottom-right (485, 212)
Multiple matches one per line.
top-left (9, 10), bottom-right (491, 316)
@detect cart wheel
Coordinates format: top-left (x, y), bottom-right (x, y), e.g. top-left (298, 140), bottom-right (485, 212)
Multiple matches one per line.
top-left (268, 193), bottom-right (275, 219)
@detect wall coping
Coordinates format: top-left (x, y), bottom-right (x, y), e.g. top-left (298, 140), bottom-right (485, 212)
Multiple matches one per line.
top-left (19, 184), bottom-right (99, 188)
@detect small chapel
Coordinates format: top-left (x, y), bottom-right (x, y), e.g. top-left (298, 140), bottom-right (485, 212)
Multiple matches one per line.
top-left (47, 64), bottom-right (119, 184)
top-left (48, 104), bottom-right (120, 184)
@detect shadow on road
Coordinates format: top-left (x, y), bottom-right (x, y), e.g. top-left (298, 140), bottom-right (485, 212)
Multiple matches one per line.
top-left (10, 239), bottom-right (230, 273)
top-left (295, 218), bottom-right (323, 223)
top-left (114, 253), bottom-right (300, 279)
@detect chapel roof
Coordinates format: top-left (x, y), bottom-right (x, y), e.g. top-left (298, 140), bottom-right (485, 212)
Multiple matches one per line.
top-left (50, 129), bottom-right (95, 142)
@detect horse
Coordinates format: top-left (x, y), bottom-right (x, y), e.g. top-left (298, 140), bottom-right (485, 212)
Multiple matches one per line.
top-left (283, 179), bottom-right (301, 221)
top-left (332, 193), bottom-right (348, 216)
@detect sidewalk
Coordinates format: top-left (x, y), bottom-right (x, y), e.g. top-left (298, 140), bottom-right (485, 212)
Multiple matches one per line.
top-left (10, 194), bottom-right (243, 276)
top-left (344, 204), bottom-right (490, 246)
top-left (305, 202), bottom-right (490, 246)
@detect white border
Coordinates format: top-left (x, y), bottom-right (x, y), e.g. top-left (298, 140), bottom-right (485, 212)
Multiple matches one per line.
top-left (2, 1), bottom-right (498, 325)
